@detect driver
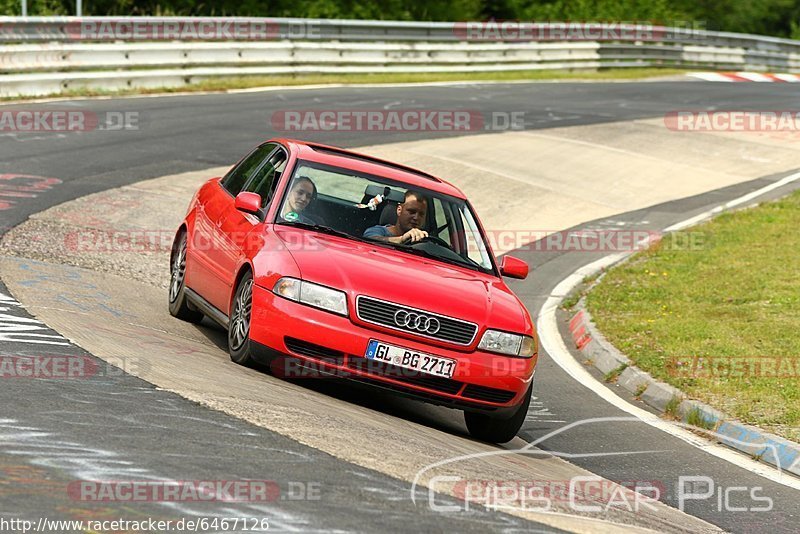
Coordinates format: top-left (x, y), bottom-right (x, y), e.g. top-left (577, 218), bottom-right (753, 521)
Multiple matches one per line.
top-left (363, 190), bottom-right (428, 244)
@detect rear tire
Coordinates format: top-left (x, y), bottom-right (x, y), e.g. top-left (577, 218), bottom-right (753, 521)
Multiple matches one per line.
top-left (464, 384), bottom-right (532, 443)
top-left (228, 271), bottom-right (256, 367)
top-left (168, 231), bottom-right (203, 323)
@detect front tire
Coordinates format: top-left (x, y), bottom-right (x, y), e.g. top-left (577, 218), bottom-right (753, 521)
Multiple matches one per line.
top-left (169, 231), bottom-right (203, 323)
top-left (228, 271), bottom-right (256, 366)
top-left (464, 384), bottom-right (532, 443)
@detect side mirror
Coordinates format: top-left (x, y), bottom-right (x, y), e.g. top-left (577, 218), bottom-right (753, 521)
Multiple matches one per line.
top-left (235, 192), bottom-right (262, 215)
top-left (500, 256), bottom-right (529, 279)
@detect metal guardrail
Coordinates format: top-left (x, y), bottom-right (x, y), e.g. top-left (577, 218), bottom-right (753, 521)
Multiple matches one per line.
top-left (1, 17), bottom-right (799, 97)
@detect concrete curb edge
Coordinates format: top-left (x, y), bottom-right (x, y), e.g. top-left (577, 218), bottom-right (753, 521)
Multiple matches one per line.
top-left (567, 301), bottom-right (800, 478)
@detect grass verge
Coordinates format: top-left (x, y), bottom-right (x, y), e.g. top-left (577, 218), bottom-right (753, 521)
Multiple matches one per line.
top-left (686, 407), bottom-right (717, 431)
top-left (1, 68), bottom-right (689, 102)
top-left (586, 190), bottom-right (800, 442)
top-left (604, 363), bottom-right (628, 383)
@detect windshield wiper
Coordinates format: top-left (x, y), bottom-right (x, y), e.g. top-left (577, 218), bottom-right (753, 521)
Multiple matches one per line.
top-left (278, 221), bottom-right (368, 243)
top-left (283, 222), bottom-right (489, 272)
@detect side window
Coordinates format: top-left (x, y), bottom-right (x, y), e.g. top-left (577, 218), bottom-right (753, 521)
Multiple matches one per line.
top-left (458, 208), bottom-right (493, 270)
top-left (431, 198), bottom-right (452, 246)
top-left (220, 143), bottom-right (276, 196)
top-left (243, 148), bottom-right (288, 207)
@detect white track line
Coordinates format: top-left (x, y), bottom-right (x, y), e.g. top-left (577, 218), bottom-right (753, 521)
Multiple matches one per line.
top-left (734, 72), bottom-right (774, 82)
top-left (687, 72), bottom-right (735, 82)
top-left (664, 171), bottom-right (800, 232)
top-left (771, 73), bottom-right (800, 82)
top-left (537, 171), bottom-right (800, 490)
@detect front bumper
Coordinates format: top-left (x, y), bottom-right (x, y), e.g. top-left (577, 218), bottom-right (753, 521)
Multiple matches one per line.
top-left (249, 284), bottom-right (536, 414)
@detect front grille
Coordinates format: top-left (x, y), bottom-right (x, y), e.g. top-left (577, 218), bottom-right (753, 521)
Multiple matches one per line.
top-left (461, 384), bottom-right (516, 404)
top-left (346, 358), bottom-right (463, 395)
top-left (356, 296), bottom-right (478, 345)
top-left (284, 337), bottom-right (343, 363)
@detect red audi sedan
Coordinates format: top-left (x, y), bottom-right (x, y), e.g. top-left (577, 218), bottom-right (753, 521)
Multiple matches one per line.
top-left (169, 139), bottom-right (537, 442)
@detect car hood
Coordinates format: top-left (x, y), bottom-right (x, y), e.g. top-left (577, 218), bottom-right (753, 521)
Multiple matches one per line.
top-left (274, 227), bottom-right (531, 335)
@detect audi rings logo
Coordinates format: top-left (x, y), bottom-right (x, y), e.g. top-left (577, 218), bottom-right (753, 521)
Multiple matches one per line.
top-left (394, 310), bottom-right (441, 335)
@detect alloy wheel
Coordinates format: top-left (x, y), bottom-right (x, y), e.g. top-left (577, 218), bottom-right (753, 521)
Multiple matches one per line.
top-left (169, 237), bottom-right (187, 303)
top-left (229, 278), bottom-right (253, 351)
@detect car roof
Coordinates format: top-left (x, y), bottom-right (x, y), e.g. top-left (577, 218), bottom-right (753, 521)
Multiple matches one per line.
top-left (271, 138), bottom-right (467, 199)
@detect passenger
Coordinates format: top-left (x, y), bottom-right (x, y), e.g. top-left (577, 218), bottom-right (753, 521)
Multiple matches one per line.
top-left (363, 190), bottom-right (428, 244)
top-left (280, 176), bottom-right (317, 224)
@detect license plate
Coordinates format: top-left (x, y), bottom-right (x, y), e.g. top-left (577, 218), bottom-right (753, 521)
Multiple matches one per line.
top-left (365, 340), bottom-right (457, 379)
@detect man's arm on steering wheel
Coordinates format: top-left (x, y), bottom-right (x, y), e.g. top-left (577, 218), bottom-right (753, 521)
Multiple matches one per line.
top-left (366, 228), bottom-right (428, 244)
top-left (396, 228), bottom-right (428, 244)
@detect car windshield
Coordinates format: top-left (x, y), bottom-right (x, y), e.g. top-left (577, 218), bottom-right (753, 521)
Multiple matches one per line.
top-left (275, 160), bottom-right (496, 275)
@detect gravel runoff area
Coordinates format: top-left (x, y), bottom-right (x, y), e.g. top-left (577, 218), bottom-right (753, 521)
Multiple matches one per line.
top-left (0, 167), bottom-right (228, 290)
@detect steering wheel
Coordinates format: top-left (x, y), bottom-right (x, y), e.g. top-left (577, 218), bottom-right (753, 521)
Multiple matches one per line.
top-left (410, 235), bottom-right (452, 249)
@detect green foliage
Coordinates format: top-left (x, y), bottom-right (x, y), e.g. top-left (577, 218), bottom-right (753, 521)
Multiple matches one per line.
top-left (671, 0), bottom-right (799, 36)
top-left (0, 0), bottom-right (18, 15)
top-left (604, 363), bottom-right (628, 383)
top-left (1, 0), bottom-right (68, 15)
top-left (664, 396), bottom-right (682, 418)
top-left (2, 0), bottom-right (798, 42)
top-left (686, 407), bottom-right (716, 430)
top-left (0, 0), bottom-right (800, 39)
top-left (561, 291), bottom-right (582, 310)
top-left (509, 0), bottom-right (683, 23)
top-left (294, 0), bottom-right (484, 21)
top-left (61, 0), bottom-right (484, 19)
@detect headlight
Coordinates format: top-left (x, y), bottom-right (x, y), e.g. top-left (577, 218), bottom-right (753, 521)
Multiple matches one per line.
top-left (478, 329), bottom-right (536, 358)
top-left (274, 278), bottom-right (301, 300)
top-left (272, 277), bottom-right (348, 316)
